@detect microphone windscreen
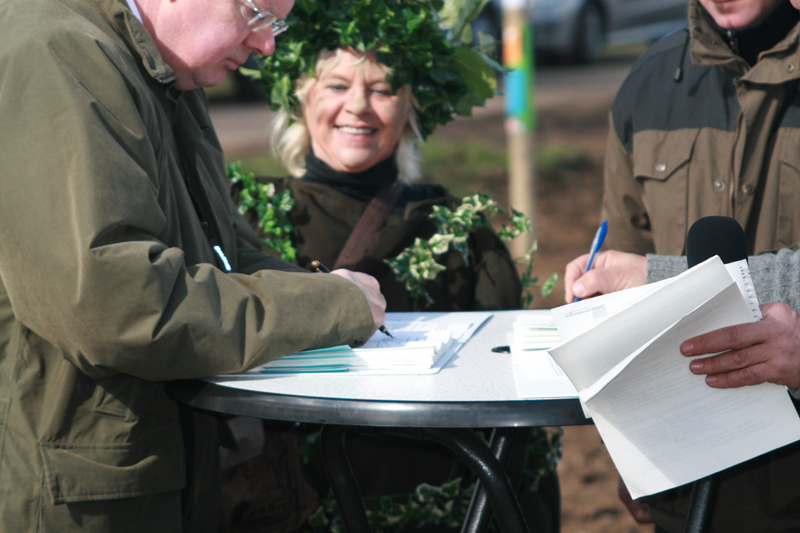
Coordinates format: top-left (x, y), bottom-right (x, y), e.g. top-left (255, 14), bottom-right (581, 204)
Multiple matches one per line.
top-left (686, 216), bottom-right (748, 268)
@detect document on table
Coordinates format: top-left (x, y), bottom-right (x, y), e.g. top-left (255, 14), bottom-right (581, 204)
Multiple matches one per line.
top-left (208, 313), bottom-right (491, 378)
top-left (548, 256), bottom-right (800, 499)
top-left (510, 312), bottom-right (578, 399)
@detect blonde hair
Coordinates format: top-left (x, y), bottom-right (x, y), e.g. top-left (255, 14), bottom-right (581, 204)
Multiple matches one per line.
top-left (270, 48), bottom-right (423, 181)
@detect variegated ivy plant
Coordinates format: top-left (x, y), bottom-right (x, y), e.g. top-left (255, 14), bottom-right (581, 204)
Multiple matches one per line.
top-left (385, 193), bottom-right (557, 309)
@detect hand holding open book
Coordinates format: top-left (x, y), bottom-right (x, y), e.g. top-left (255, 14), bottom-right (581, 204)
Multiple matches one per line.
top-left (548, 256), bottom-right (800, 499)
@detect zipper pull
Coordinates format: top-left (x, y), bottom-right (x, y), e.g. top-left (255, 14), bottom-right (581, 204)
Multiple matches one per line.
top-left (213, 245), bottom-right (232, 272)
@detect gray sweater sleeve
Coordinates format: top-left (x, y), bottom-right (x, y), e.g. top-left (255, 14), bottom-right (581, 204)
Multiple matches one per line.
top-left (646, 250), bottom-right (800, 399)
top-left (646, 249), bottom-right (800, 308)
top-left (646, 254), bottom-right (687, 283)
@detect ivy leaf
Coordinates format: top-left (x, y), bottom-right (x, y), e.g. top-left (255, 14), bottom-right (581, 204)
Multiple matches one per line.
top-left (452, 45), bottom-right (496, 100)
top-left (428, 233), bottom-right (454, 255)
top-left (541, 272), bottom-right (558, 298)
top-left (227, 163), bottom-right (297, 263)
top-left (439, 0), bottom-right (490, 43)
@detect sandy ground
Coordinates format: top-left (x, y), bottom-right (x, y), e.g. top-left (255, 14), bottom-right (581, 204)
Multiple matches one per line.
top-left (210, 57), bottom-right (655, 533)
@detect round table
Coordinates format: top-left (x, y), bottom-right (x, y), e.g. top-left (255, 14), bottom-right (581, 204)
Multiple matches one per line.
top-left (169, 311), bottom-right (590, 533)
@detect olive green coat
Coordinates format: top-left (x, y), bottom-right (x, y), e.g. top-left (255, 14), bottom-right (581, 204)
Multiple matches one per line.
top-left (251, 178), bottom-right (523, 311)
top-left (0, 1), bottom-right (373, 531)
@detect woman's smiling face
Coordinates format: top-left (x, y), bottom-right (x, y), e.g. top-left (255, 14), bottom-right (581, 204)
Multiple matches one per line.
top-left (303, 48), bottom-right (410, 173)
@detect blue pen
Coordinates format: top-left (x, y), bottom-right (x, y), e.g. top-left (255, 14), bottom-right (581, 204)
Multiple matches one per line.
top-left (573, 220), bottom-right (607, 303)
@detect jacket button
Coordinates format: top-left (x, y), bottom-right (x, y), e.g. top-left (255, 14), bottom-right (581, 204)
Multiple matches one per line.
top-left (743, 184), bottom-right (755, 195)
top-left (714, 181), bottom-right (725, 190)
top-left (789, 64), bottom-right (796, 73)
top-left (351, 337), bottom-right (367, 347)
top-left (655, 162), bottom-right (667, 172)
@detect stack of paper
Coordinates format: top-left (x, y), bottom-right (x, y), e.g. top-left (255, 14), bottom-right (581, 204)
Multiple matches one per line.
top-left (241, 317), bottom-right (486, 376)
top-left (257, 330), bottom-right (453, 373)
top-left (512, 314), bottom-right (561, 350)
top-left (510, 312), bottom-right (577, 399)
top-left (547, 256), bottom-right (800, 499)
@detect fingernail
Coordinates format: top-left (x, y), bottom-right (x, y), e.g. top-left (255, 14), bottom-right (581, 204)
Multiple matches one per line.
top-left (573, 282), bottom-right (585, 296)
top-left (690, 360), bottom-right (703, 372)
top-left (681, 341), bottom-right (693, 354)
top-left (706, 375), bottom-right (717, 384)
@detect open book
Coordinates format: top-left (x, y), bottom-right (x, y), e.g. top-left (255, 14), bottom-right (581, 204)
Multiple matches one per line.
top-left (548, 256), bottom-right (800, 499)
top-left (256, 330), bottom-right (454, 373)
top-left (240, 315), bottom-right (489, 376)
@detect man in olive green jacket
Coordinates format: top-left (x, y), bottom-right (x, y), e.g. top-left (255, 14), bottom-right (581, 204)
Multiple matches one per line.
top-left (587, 0), bottom-right (800, 530)
top-left (0, 0), bottom-right (385, 531)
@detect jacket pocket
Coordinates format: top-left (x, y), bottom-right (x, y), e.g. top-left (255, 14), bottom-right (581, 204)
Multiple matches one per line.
top-left (39, 427), bottom-right (185, 504)
top-left (92, 375), bottom-right (159, 421)
top-left (633, 129), bottom-right (699, 255)
top-left (778, 128), bottom-right (800, 249)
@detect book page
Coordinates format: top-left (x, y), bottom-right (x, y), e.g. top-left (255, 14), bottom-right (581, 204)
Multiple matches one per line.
top-left (551, 259), bottom-right (759, 345)
top-left (240, 314), bottom-right (491, 376)
top-left (359, 330), bottom-right (452, 351)
top-left (550, 280), bottom-right (669, 342)
top-left (549, 257), bottom-right (733, 392)
top-left (585, 282), bottom-right (800, 497)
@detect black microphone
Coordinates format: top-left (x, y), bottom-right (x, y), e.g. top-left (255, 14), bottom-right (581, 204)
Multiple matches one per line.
top-left (686, 216), bottom-right (748, 268)
top-left (683, 215), bottom-right (747, 533)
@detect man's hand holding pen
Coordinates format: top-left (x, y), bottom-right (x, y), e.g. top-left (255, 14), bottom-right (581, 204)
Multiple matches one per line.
top-left (564, 250), bottom-right (647, 303)
top-left (562, 217), bottom-right (646, 303)
top-left (310, 261), bottom-right (388, 337)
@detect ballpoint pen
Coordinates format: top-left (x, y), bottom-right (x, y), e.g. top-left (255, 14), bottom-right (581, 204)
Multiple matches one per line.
top-left (573, 220), bottom-right (607, 303)
top-left (310, 260), bottom-right (393, 338)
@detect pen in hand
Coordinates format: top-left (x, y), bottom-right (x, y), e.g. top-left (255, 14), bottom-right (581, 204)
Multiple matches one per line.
top-left (310, 260), bottom-right (393, 338)
top-left (573, 220), bottom-right (607, 303)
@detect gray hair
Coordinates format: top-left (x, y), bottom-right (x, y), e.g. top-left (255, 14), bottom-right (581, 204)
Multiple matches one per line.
top-left (270, 48), bottom-right (423, 181)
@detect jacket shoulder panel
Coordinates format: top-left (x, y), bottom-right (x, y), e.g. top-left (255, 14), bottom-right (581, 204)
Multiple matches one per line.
top-left (612, 28), bottom-right (739, 153)
top-left (778, 82), bottom-right (800, 129)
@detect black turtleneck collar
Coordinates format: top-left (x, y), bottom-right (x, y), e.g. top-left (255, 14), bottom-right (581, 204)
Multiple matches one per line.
top-left (300, 148), bottom-right (399, 202)
top-left (701, 0), bottom-right (800, 66)
top-left (300, 148), bottom-right (444, 208)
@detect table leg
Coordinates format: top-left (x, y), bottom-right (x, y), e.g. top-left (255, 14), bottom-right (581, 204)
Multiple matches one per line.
top-left (319, 426), bottom-right (531, 533)
top-left (319, 425), bottom-right (373, 533)
top-left (386, 428), bottom-right (530, 533)
top-left (461, 427), bottom-right (518, 533)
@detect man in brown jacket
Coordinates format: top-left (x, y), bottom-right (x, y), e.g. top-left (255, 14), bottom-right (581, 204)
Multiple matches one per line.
top-left (594, 0), bottom-right (800, 530)
top-left (0, 0), bottom-right (385, 531)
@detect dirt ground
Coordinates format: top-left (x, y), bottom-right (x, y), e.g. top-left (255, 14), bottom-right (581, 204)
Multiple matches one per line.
top-left (435, 83), bottom-right (653, 533)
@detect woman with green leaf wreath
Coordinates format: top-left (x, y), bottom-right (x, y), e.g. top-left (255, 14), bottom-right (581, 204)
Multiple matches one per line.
top-left (223, 0), bottom-right (561, 531)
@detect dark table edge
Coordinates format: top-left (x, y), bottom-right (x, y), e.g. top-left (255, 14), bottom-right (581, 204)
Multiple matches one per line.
top-left (168, 380), bottom-right (593, 428)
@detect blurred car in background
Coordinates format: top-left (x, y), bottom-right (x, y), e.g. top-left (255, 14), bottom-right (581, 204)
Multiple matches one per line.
top-left (476, 0), bottom-right (688, 63)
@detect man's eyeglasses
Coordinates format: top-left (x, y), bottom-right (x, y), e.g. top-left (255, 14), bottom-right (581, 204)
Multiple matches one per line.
top-left (239, 0), bottom-right (289, 36)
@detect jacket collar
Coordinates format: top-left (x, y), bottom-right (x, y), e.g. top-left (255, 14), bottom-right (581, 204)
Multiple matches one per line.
top-left (92, 0), bottom-right (177, 85)
top-left (688, 0), bottom-right (800, 82)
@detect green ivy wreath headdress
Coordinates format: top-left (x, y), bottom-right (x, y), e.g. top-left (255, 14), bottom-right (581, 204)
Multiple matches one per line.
top-left (242, 0), bottom-right (503, 138)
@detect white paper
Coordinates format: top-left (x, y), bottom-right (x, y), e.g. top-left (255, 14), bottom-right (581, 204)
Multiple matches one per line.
top-left (510, 312), bottom-right (578, 399)
top-left (215, 313), bottom-right (491, 377)
top-left (547, 257), bottom-right (800, 498)
top-left (511, 341), bottom-right (579, 399)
